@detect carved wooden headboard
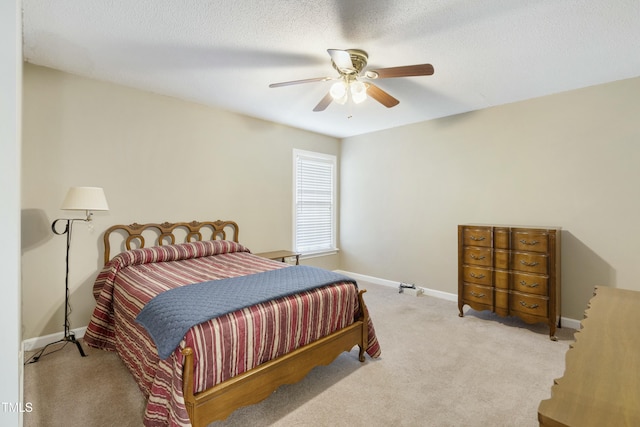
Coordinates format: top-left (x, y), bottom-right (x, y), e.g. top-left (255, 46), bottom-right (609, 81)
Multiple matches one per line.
top-left (103, 220), bottom-right (240, 265)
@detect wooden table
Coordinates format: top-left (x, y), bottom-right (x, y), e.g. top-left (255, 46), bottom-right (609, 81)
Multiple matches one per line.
top-left (538, 286), bottom-right (640, 426)
top-left (254, 250), bottom-right (300, 265)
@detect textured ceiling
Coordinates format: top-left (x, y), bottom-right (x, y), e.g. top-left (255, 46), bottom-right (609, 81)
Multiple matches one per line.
top-left (22, 0), bottom-right (640, 138)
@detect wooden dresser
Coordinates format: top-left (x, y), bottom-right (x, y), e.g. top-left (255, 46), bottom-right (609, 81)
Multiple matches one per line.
top-left (538, 286), bottom-right (640, 426)
top-left (457, 224), bottom-right (561, 339)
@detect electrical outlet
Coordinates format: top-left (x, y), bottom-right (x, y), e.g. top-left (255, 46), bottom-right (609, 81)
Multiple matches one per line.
top-left (405, 287), bottom-right (425, 297)
top-left (398, 282), bottom-right (425, 297)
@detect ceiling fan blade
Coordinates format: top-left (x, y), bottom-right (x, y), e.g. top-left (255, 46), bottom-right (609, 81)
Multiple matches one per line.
top-left (269, 76), bottom-right (333, 88)
top-left (313, 92), bottom-right (333, 112)
top-left (366, 64), bottom-right (434, 79)
top-left (366, 83), bottom-right (400, 108)
top-left (327, 49), bottom-right (354, 73)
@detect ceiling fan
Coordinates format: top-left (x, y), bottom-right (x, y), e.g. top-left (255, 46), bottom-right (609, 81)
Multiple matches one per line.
top-left (269, 49), bottom-right (434, 112)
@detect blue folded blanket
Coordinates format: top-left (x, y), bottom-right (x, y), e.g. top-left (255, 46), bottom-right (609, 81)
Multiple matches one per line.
top-left (136, 265), bottom-right (356, 359)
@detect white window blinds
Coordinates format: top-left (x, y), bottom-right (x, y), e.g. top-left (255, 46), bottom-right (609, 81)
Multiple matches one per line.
top-left (293, 150), bottom-right (336, 255)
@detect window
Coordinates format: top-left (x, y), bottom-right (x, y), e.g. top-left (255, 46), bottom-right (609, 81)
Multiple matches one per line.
top-left (293, 149), bottom-right (337, 255)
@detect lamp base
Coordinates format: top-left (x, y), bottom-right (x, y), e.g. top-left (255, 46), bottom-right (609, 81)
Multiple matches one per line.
top-left (25, 333), bottom-right (87, 364)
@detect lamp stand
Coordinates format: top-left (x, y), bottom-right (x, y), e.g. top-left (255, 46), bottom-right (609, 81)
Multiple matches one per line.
top-left (27, 218), bottom-right (88, 363)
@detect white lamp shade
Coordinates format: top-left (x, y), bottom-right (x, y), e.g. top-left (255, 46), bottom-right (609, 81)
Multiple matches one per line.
top-left (61, 187), bottom-right (109, 211)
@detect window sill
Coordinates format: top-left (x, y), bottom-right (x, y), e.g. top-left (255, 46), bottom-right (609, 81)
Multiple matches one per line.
top-left (299, 248), bottom-right (340, 260)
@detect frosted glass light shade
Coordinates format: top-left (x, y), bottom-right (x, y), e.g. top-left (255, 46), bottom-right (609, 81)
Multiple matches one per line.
top-left (350, 81), bottom-right (367, 104)
top-left (61, 187), bottom-right (109, 211)
top-left (329, 81), bottom-right (348, 105)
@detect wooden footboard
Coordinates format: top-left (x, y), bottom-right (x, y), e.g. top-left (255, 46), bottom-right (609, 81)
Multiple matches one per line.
top-left (182, 290), bottom-right (370, 427)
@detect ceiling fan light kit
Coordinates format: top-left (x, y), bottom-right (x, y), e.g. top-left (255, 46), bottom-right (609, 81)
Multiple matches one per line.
top-left (269, 48), bottom-right (434, 112)
top-left (329, 79), bottom-right (367, 105)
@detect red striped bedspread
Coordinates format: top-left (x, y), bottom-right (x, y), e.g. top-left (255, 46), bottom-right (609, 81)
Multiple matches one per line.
top-left (83, 240), bottom-right (380, 427)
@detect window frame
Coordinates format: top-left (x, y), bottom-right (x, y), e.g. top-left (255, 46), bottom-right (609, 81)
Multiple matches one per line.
top-left (292, 149), bottom-right (338, 257)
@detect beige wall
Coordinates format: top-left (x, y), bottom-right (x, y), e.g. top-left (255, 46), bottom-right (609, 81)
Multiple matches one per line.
top-left (340, 76), bottom-right (640, 321)
top-left (21, 64), bottom-right (339, 339)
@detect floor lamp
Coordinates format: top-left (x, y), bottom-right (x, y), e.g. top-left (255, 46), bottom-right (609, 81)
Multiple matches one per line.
top-left (28, 187), bottom-right (109, 363)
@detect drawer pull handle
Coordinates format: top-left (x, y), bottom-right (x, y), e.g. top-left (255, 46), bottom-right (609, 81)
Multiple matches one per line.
top-left (470, 254), bottom-right (486, 260)
top-left (470, 291), bottom-right (485, 298)
top-left (519, 239), bottom-right (539, 246)
top-left (519, 301), bottom-right (539, 310)
top-left (470, 236), bottom-right (486, 241)
top-left (519, 280), bottom-right (539, 288)
top-left (520, 260), bottom-right (539, 267)
top-left (469, 272), bottom-right (485, 279)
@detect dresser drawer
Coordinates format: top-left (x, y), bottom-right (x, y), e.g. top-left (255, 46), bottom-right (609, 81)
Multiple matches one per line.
top-left (494, 228), bottom-right (510, 249)
top-left (494, 249), bottom-right (509, 270)
top-left (512, 272), bottom-right (548, 296)
top-left (463, 247), bottom-right (492, 267)
top-left (512, 230), bottom-right (549, 253)
top-left (495, 289), bottom-right (508, 310)
top-left (462, 266), bottom-right (492, 286)
top-left (512, 252), bottom-right (548, 274)
top-left (510, 293), bottom-right (548, 318)
top-left (494, 270), bottom-right (509, 289)
top-left (462, 227), bottom-right (492, 248)
top-left (463, 284), bottom-right (492, 305)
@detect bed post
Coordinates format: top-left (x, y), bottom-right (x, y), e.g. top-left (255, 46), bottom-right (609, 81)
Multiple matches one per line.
top-left (181, 347), bottom-right (196, 422)
top-left (357, 289), bottom-right (369, 363)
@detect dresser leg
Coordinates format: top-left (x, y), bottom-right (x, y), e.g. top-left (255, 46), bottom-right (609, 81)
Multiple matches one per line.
top-left (549, 323), bottom-right (558, 341)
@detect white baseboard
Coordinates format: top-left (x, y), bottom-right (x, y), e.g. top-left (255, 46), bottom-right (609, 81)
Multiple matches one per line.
top-left (336, 270), bottom-right (581, 330)
top-left (22, 326), bottom-right (87, 352)
top-left (336, 270), bottom-right (460, 302)
top-left (561, 317), bottom-right (581, 330)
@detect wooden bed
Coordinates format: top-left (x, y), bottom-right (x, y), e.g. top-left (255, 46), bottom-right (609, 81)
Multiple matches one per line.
top-left (87, 220), bottom-right (378, 427)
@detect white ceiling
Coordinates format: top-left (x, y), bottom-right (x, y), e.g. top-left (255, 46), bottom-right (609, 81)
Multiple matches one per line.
top-left (22, 0), bottom-right (640, 138)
